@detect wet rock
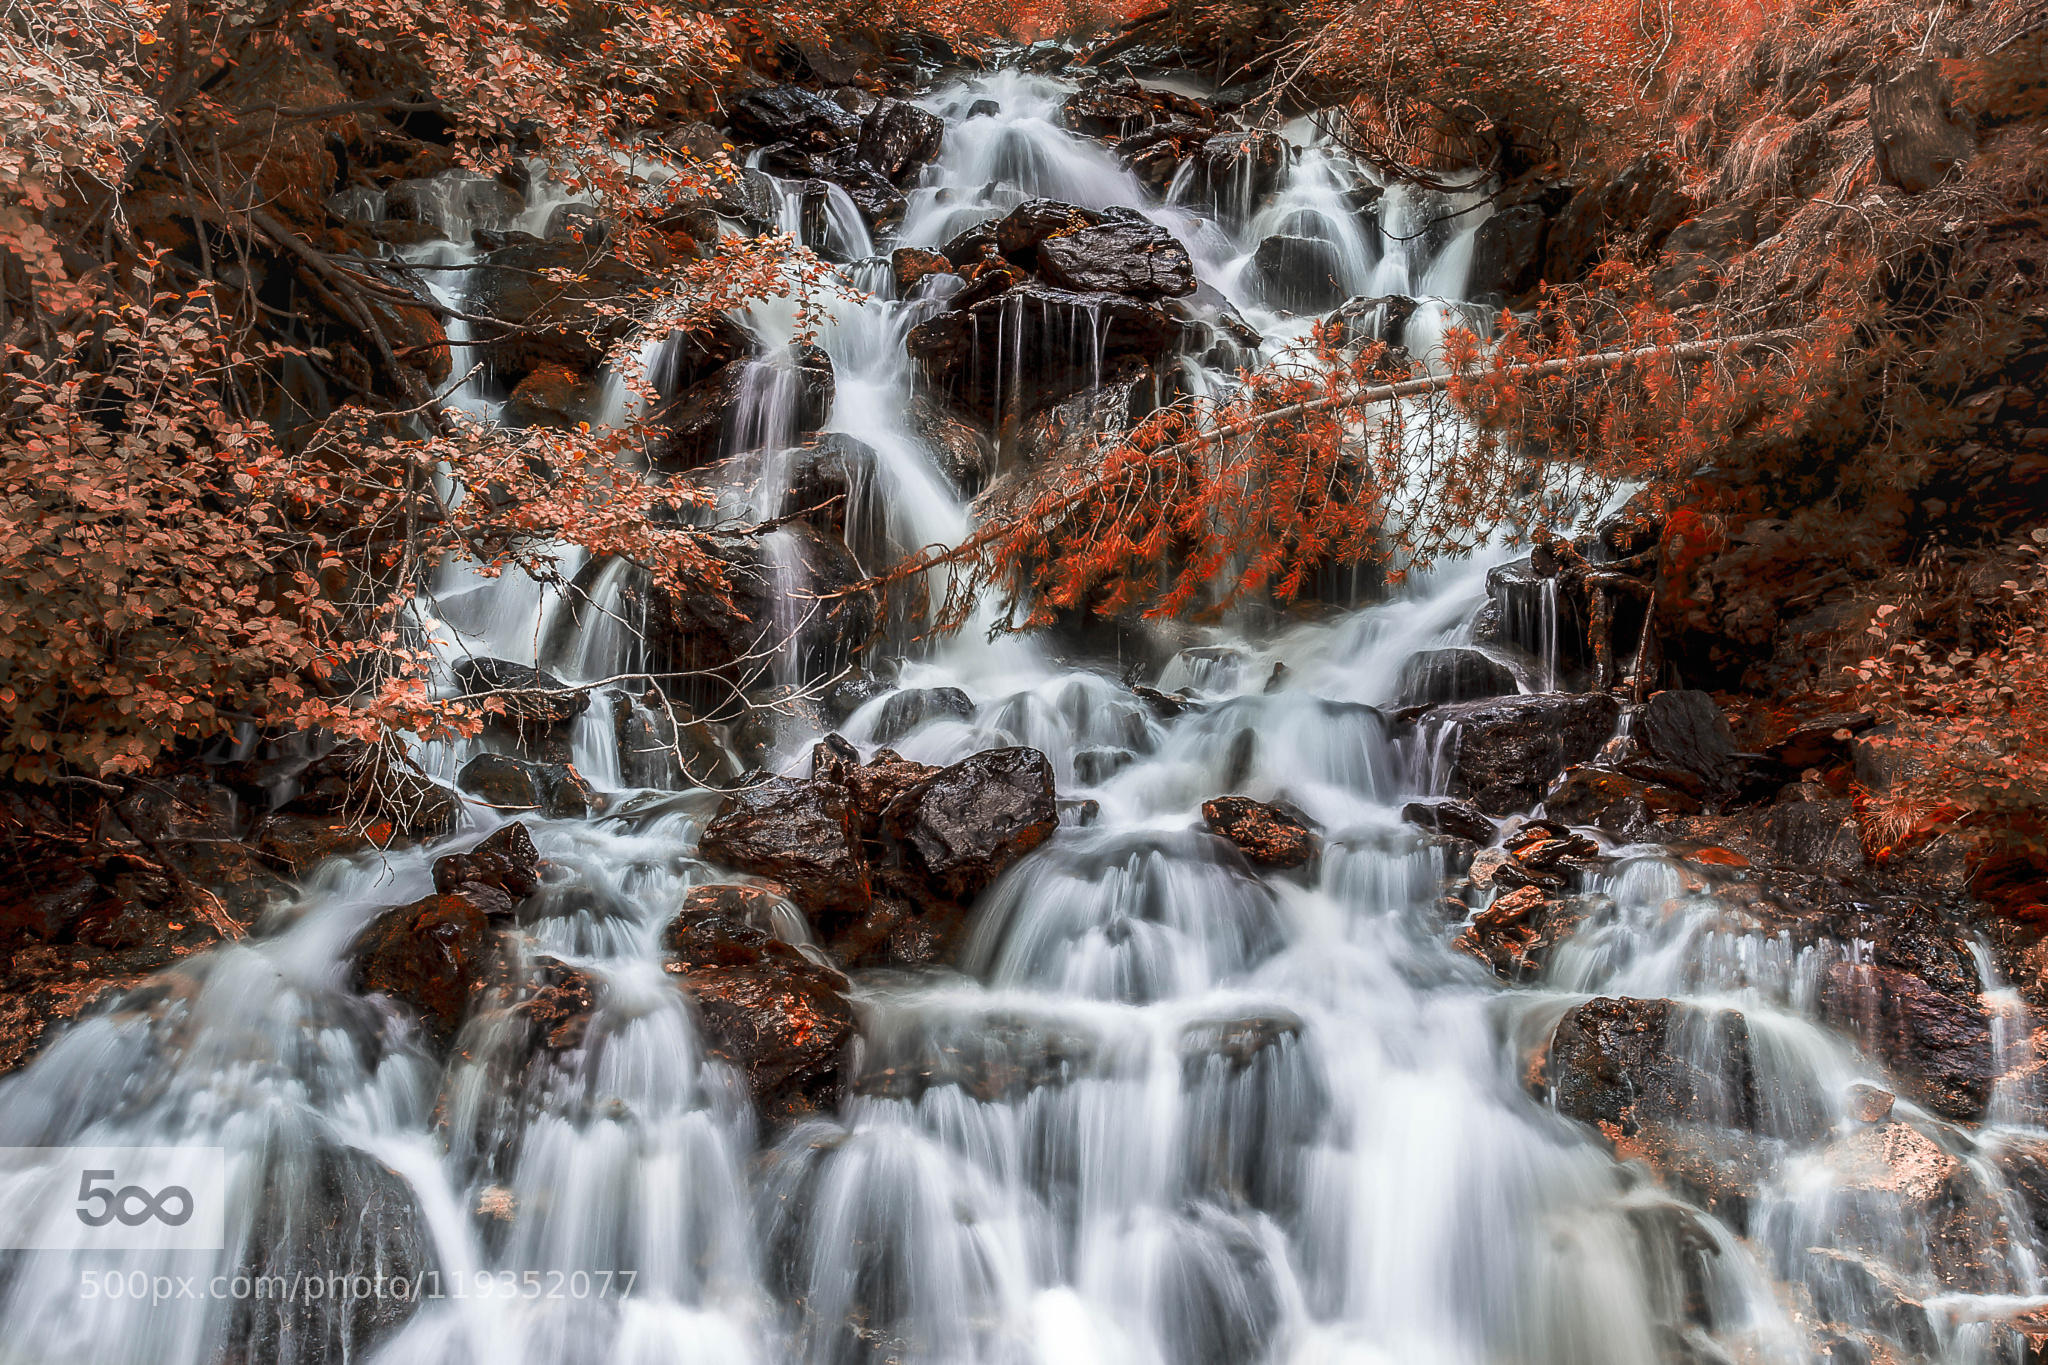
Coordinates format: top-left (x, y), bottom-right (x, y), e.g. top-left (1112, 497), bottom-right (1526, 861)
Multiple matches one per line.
top-left (639, 520), bottom-right (875, 701)
top-left (1542, 155), bottom-right (1694, 285)
top-left (350, 892), bottom-right (500, 1043)
top-left (881, 747), bottom-right (1058, 902)
top-left (1036, 217), bottom-right (1198, 299)
top-left (906, 392), bottom-right (995, 496)
top-left (505, 361), bottom-right (602, 427)
top-left (1250, 234), bottom-right (1347, 315)
top-left (1543, 996), bottom-right (1757, 1134)
top-left (663, 906), bottom-right (855, 1123)
top-left (1322, 294), bottom-right (1418, 349)
top-left (906, 283), bottom-right (1185, 425)
top-left (871, 686), bottom-right (976, 744)
top-left (226, 1143), bottom-right (432, 1365)
top-left (730, 85), bottom-right (863, 150)
top-left (612, 694), bottom-right (739, 790)
top-left (1421, 692), bottom-right (1622, 815)
top-left (698, 777), bottom-right (870, 916)
top-left (891, 246), bottom-right (955, 293)
top-left (646, 344), bottom-right (834, 473)
top-left (1193, 131), bottom-right (1287, 208)
top-left (1454, 885), bottom-right (1588, 981)
top-left (993, 197), bottom-right (1105, 260)
top-left (1395, 648), bottom-right (1518, 707)
top-left (1470, 201), bottom-right (1550, 300)
top-left (1201, 796), bottom-right (1320, 869)
top-left (1870, 61), bottom-right (1974, 194)
top-left (432, 822), bottom-right (542, 903)
top-left (455, 754), bottom-right (596, 819)
top-left (470, 236), bottom-right (648, 383)
top-left (1118, 121), bottom-right (1209, 194)
top-left (1820, 959), bottom-right (1992, 1122)
top-left (452, 657), bottom-right (589, 738)
top-left (856, 98), bottom-right (945, 184)
top-left (1635, 690), bottom-right (1742, 805)
top-left (1544, 764), bottom-right (1700, 837)
top-left (967, 98), bottom-right (1001, 119)
top-left (1060, 79), bottom-right (1214, 140)
top-left (265, 741), bottom-right (462, 842)
top-left (645, 311), bottom-right (754, 397)
top-left (1401, 797), bottom-right (1497, 844)
top-left (1767, 710), bottom-right (1876, 771)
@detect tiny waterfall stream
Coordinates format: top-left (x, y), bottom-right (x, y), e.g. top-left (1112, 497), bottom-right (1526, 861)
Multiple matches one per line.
top-left (3, 67), bottom-right (2046, 1365)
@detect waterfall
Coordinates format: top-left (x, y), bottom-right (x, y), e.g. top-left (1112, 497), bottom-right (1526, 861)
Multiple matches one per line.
top-left (3, 59), bottom-right (2042, 1365)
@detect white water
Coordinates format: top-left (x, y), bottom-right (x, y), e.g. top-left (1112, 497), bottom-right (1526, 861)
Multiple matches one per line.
top-left (1, 65), bottom-right (2042, 1365)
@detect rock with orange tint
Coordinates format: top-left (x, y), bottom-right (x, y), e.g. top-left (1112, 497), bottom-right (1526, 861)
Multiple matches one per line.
top-left (505, 362), bottom-right (599, 427)
top-left (663, 906), bottom-right (855, 1124)
top-left (432, 821), bottom-right (543, 906)
top-left (1820, 958), bottom-right (1991, 1122)
top-left (1453, 885), bottom-right (1586, 982)
top-left (349, 892), bottom-right (502, 1045)
top-left (1201, 796), bottom-right (1320, 870)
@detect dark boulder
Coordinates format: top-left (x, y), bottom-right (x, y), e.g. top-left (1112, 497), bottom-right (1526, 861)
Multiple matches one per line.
top-left (1249, 235), bottom-right (1347, 315)
top-left (1820, 959), bottom-right (1991, 1122)
top-left (906, 392), bottom-right (995, 496)
top-left (1636, 690), bottom-right (1742, 804)
top-left (1201, 796), bottom-right (1320, 869)
top-left (639, 520), bottom-right (875, 699)
top-left (1543, 764), bottom-right (1700, 837)
top-left (1544, 996), bottom-right (1757, 1134)
top-left (891, 246), bottom-right (955, 293)
top-left (1321, 294), bottom-right (1418, 349)
top-left (455, 754), bottom-right (596, 819)
top-left (645, 312), bottom-right (754, 398)
top-left (1400, 798), bottom-right (1496, 844)
top-left (906, 284), bottom-right (1185, 424)
top-left (881, 747), bottom-right (1057, 902)
top-left (856, 99), bottom-right (945, 184)
top-left (730, 85), bottom-right (863, 150)
top-left (967, 98), bottom-right (1001, 119)
top-left (1036, 217), bottom-right (1197, 299)
top-left (470, 236), bottom-right (649, 383)
top-left (452, 657), bottom-right (589, 736)
top-left (664, 902), bottom-right (856, 1124)
top-left (611, 694), bottom-right (739, 790)
top-left (350, 893), bottom-right (500, 1043)
top-left (698, 777), bottom-right (870, 916)
top-left (1118, 121), bottom-right (1209, 194)
top-left (1420, 693), bottom-right (1622, 815)
top-left (871, 686), bottom-right (976, 744)
top-left (1470, 202), bottom-right (1550, 300)
top-left (432, 821), bottom-right (542, 903)
top-left (1193, 131), bottom-right (1287, 209)
top-left (993, 198), bottom-right (1104, 260)
top-left (646, 344), bottom-right (834, 472)
top-left (1395, 648), bottom-right (1517, 707)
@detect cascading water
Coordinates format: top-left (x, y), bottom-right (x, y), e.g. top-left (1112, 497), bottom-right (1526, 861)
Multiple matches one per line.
top-left (2, 62), bottom-right (2043, 1365)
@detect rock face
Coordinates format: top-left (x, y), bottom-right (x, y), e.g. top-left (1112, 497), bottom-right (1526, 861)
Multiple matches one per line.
top-left (730, 85), bottom-right (863, 150)
top-left (1634, 689), bottom-right (1742, 805)
top-left (696, 743), bottom-right (1059, 968)
top-left (1419, 693), bottom-right (1622, 815)
top-left (452, 658), bottom-right (589, 740)
top-left (664, 896), bottom-right (856, 1124)
top-left (647, 345), bottom-right (834, 473)
top-left (855, 99), bottom-right (945, 184)
top-left (350, 893), bottom-right (500, 1043)
top-left (1201, 796), bottom-right (1320, 869)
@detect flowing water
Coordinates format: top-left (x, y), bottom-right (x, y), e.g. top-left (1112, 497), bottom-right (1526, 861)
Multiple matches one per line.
top-left (1, 66), bottom-right (2044, 1365)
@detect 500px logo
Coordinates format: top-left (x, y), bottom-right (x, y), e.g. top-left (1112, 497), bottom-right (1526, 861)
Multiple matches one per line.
top-left (0, 1148), bottom-right (225, 1251)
